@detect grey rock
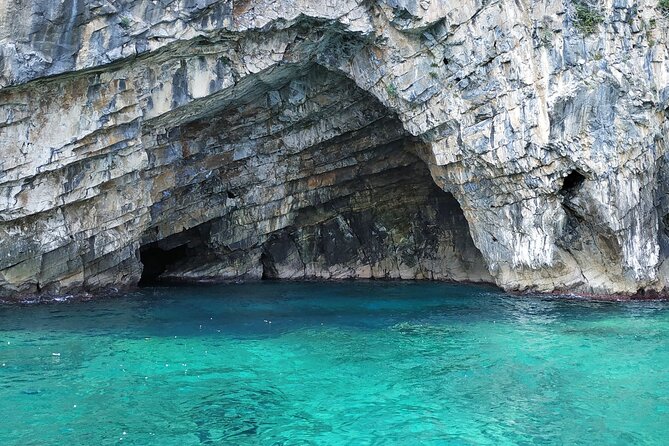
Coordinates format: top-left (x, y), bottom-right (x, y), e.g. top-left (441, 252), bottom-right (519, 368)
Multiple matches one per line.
top-left (0, 0), bottom-right (668, 300)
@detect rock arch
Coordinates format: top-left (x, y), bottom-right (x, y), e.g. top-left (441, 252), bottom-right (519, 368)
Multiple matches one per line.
top-left (136, 65), bottom-right (491, 284)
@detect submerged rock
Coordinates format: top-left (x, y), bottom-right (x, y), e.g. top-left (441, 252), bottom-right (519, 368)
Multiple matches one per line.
top-left (0, 0), bottom-right (667, 299)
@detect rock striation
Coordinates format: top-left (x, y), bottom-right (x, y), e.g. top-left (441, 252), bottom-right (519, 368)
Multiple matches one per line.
top-left (0, 0), bottom-right (668, 300)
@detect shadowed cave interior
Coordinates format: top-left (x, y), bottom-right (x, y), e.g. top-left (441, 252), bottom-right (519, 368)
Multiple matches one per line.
top-left (136, 66), bottom-right (491, 285)
top-left (561, 170), bottom-right (586, 196)
top-left (137, 164), bottom-right (489, 285)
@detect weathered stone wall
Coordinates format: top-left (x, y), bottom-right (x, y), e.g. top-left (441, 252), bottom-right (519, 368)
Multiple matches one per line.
top-left (0, 0), bottom-right (668, 299)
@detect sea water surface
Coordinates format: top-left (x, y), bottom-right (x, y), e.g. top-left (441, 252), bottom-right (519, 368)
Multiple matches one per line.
top-left (1, 282), bottom-right (668, 445)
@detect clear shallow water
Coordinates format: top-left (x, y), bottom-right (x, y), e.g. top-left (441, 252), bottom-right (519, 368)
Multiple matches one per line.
top-left (1, 282), bottom-right (668, 445)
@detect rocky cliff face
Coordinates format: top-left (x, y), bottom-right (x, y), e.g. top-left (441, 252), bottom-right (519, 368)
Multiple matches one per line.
top-left (0, 0), bottom-right (668, 300)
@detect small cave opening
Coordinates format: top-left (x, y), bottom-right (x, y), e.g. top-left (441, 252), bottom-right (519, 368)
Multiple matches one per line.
top-left (560, 170), bottom-right (586, 195)
top-left (557, 170), bottom-right (588, 250)
top-left (139, 245), bottom-right (189, 286)
top-left (260, 252), bottom-right (278, 280)
top-left (138, 222), bottom-right (214, 286)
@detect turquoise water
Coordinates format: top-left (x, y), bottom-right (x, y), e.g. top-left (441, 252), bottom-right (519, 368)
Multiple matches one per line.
top-left (1, 282), bottom-right (668, 445)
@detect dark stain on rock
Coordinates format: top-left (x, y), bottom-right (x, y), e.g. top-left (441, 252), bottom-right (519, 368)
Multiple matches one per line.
top-left (171, 60), bottom-right (190, 109)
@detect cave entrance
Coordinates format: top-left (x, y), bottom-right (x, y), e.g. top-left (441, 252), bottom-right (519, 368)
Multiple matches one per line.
top-left (260, 251), bottom-right (278, 280)
top-left (139, 65), bottom-right (494, 285)
top-left (139, 245), bottom-right (189, 286)
top-left (138, 223), bottom-right (213, 286)
top-left (560, 170), bottom-right (586, 195)
top-left (256, 157), bottom-right (494, 282)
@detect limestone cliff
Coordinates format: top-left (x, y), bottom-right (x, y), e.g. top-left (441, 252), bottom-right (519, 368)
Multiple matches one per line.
top-left (0, 0), bottom-right (668, 300)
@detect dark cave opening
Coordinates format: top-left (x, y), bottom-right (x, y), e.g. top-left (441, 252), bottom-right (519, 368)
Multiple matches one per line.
top-left (260, 252), bottom-right (278, 280)
top-left (557, 170), bottom-right (588, 249)
top-left (138, 223), bottom-right (214, 286)
top-left (560, 170), bottom-right (586, 195)
top-left (254, 160), bottom-right (493, 282)
top-left (138, 245), bottom-right (189, 286)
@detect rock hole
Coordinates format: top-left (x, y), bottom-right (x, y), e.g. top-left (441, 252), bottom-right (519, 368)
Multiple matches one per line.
top-left (139, 245), bottom-right (188, 286)
top-left (557, 171), bottom-right (587, 249)
top-left (260, 252), bottom-right (278, 280)
top-left (634, 287), bottom-right (659, 300)
top-left (227, 190), bottom-right (237, 199)
top-left (560, 170), bottom-right (586, 195)
top-left (138, 222), bottom-right (213, 285)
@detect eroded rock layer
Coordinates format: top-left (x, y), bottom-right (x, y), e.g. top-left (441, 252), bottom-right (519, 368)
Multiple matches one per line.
top-left (1, 0), bottom-right (668, 299)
